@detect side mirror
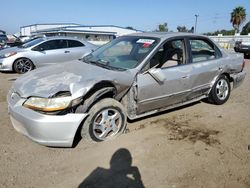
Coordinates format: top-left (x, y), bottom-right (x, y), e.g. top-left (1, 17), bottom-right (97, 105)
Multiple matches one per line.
top-left (32, 46), bottom-right (44, 52)
top-left (148, 67), bottom-right (166, 83)
top-left (38, 47), bottom-right (44, 51)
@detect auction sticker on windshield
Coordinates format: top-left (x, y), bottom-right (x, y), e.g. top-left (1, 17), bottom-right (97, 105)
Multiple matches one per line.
top-left (136, 39), bottom-right (155, 44)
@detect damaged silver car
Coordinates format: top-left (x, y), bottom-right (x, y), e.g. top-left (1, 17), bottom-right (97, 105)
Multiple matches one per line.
top-left (7, 32), bottom-right (246, 147)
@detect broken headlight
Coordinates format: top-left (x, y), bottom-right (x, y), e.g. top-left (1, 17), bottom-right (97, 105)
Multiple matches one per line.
top-left (23, 96), bottom-right (73, 112)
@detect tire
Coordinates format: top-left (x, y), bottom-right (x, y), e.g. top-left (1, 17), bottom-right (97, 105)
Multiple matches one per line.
top-left (81, 98), bottom-right (127, 142)
top-left (208, 75), bottom-right (231, 105)
top-left (13, 58), bottom-right (34, 74)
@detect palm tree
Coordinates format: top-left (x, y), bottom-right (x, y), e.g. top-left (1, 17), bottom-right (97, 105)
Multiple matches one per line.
top-left (158, 23), bottom-right (168, 32)
top-left (230, 6), bottom-right (247, 33)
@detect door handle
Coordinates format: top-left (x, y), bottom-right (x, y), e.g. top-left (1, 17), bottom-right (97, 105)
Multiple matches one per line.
top-left (64, 51), bottom-right (70, 53)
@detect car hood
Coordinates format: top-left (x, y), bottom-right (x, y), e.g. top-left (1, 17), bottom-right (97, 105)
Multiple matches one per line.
top-left (12, 60), bottom-right (135, 99)
top-left (0, 46), bottom-right (27, 55)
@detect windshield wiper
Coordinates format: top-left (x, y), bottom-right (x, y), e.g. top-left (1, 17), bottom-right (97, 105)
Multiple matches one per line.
top-left (82, 58), bottom-right (126, 71)
top-left (98, 59), bottom-right (110, 65)
top-left (87, 59), bottom-right (112, 70)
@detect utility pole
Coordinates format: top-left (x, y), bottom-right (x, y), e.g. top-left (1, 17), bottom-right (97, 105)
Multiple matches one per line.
top-left (195, 14), bottom-right (199, 33)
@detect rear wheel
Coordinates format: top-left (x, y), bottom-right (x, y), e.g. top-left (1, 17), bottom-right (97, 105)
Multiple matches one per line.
top-left (208, 75), bottom-right (231, 105)
top-left (81, 98), bottom-right (127, 142)
top-left (13, 58), bottom-right (34, 74)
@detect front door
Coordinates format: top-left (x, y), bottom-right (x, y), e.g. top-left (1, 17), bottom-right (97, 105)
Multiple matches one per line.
top-left (136, 38), bottom-right (193, 114)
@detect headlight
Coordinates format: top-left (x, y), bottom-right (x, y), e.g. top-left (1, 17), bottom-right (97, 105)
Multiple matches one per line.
top-left (0, 52), bottom-right (17, 59)
top-left (23, 96), bottom-right (72, 112)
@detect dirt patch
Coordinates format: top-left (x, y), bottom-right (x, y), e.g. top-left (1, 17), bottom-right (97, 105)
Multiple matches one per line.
top-left (0, 62), bottom-right (250, 188)
top-left (0, 91), bottom-right (6, 102)
top-left (133, 118), bottom-right (220, 146)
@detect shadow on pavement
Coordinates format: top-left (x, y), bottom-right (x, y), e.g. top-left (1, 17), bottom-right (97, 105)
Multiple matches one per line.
top-left (78, 148), bottom-right (145, 188)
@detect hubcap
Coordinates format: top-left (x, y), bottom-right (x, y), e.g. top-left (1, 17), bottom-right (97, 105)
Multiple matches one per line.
top-left (93, 108), bottom-right (122, 140)
top-left (216, 79), bottom-right (229, 100)
top-left (15, 59), bottom-right (32, 73)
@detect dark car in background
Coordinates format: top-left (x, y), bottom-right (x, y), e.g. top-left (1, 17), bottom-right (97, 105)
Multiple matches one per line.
top-left (5, 36), bottom-right (43, 48)
top-left (0, 30), bottom-right (8, 49)
top-left (234, 41), bottom-right (250, 58)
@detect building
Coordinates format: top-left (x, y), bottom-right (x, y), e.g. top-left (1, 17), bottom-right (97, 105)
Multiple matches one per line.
top-left (20, 23), bottom-right (142, 45)
top-left (20, 23), bottom-right (80, 36)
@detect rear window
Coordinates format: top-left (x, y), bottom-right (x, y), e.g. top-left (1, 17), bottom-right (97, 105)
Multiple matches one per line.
top-left (68, 40), bottom-right (84, 48)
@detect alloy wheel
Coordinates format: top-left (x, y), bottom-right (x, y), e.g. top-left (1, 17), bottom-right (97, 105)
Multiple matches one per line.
top-left (92, 108), bottom-right (122, 140)
top-left (216, 79), bottom-right (229, 100)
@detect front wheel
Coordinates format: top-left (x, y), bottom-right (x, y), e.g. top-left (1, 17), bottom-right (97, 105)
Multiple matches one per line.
top-left (81, 98), bottom-right (127, 142)
top-left (13, 58), bottom-right (34, 74)
top-left (208, 75), bottom-right (231, 105)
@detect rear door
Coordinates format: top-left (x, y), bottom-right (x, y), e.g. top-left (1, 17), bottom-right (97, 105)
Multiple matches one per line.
top-left (66, 40), bottom-right (87, 59)
top-left (184, 37), bottom-right (222, 100)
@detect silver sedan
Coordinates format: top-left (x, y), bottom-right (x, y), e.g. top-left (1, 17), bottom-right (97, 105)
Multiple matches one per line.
top-left (0, 37), bottom-right (97, 73)
top-left (7, 32), bottom-right (246, 147)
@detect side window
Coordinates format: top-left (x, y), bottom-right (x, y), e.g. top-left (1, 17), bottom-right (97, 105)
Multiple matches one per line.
top-left (189, 39), bottom-right (218, 63)
top-left (68, 40), bottom-right (84, 48)
top-left (37, 40), bottom-right (67, 51)
top-left (149, 39), bottom-right (185, 69)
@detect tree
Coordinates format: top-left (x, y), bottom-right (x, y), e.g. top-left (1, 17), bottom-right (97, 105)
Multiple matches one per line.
top-left (230, 6), bottom-right (247, 33)
top-left (241, 21), bottom-right (250, 35)
top-left (203, 29), bottom-right (235, 36)
top-left (157, 23), bottom-right (168, 32)
top-left (177, 26), bottom-right (188, 32)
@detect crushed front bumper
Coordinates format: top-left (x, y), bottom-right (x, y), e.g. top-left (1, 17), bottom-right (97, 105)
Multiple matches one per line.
top-left (7, 91), bottom-right (88, 147)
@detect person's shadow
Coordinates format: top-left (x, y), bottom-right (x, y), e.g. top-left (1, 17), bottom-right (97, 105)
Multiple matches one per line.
top-left (78, 148), bottom-right (145, 188)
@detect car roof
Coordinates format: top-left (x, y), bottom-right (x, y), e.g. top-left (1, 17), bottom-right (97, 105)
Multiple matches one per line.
top-left (127, 32), bottom-right (207, 40)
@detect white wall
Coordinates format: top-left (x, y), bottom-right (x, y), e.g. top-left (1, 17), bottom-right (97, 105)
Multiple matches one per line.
top-left (209, 34), bottom-right (250, 49)
top-left (20, 24), bottom-right (78, 36)
top-left (67, 26), bottom-right (141, 36)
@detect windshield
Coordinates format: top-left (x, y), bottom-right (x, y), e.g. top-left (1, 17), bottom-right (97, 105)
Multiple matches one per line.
top-left (19, 38), bottom-right (45, 48)
top-left (83, 36), bottom-right (159, 70)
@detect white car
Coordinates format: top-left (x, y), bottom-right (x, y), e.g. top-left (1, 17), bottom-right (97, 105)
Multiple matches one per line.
top-left (0, 37), bottom-right (97, 73)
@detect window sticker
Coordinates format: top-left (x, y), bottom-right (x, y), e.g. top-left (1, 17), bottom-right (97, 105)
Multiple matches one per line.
top-left (142, 43), bottom-right (151, 48)
top-left (136, 39), bottom-right (155, 44)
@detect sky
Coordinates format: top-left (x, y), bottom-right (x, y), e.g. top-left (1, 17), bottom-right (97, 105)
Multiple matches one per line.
top-left (1, 0), bottom-right (250, 34)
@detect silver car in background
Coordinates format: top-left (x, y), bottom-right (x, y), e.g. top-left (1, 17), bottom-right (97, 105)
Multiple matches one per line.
top-left (7, 32), bottom-right (246, 147)
top-left (0, 37), bottom-right (97, 73)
